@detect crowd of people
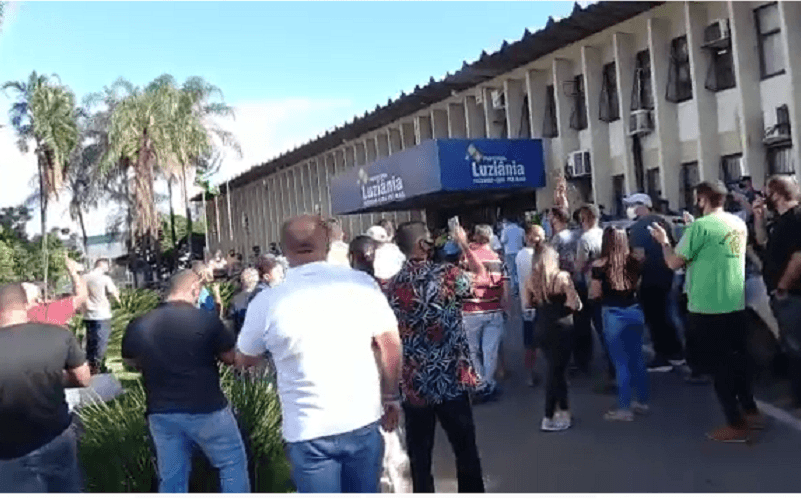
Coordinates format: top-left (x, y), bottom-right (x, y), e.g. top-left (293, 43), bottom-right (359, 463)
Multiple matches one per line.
top-left (4, 173), bottom-right (801, 493)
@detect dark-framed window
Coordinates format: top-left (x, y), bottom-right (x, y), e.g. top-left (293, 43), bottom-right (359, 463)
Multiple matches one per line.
top-left (612, 174), bottom-right (625, 216)
top-left (721, 154), bottom-right (743, 184)
top-left (631, 50), bottom-right (654, 111)
top-left (519, 94), bottom-right (532, 138)
top-left (569, 75), bottom-right (588, 131)
top-left (755, 3), bottom-right (785, 79)
top-left (599, 62), bottom-right (620, 122)
top-left (705, 46), bottom-right (736, 91)
top-left (543, 84), bottom-right (558, 138)
top-left (680, 162), bottom-right (699, 211)
top-left (646, 167), bottom-right (661, 204)
top-left (768, 145), bottom-right (794, 175)
top-left (667, 36), bottom-right (693, 103)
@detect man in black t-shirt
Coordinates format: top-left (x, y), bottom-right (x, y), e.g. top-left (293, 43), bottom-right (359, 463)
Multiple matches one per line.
top-left (0, 283), bottom-right (91, 492)
top-left (122, 270), bottom-right (249, 493)
top-left (754, 175), bottom-right (801, 410)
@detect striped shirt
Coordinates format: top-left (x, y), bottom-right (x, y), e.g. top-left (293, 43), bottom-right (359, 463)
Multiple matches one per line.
top-left (462, 244), bottom-right (507, 315)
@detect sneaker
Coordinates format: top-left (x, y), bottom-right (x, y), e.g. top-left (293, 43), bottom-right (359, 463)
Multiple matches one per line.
top-left (647, 358), bottom-right (673, 373)
top-left (744, 411), bottom-right (765, 430)
top-left (555, 410), bottom-right (572, 428)
top-left (706, 423), bottom-right (749, 443)
top-left (631, 402), bottom-right (650, 415)
top-left (668, 358), bottom-right (687, 367)
top-left (604, 409), bottom-right (635, 422)
top-left (541, 417), bottom-right (569, 432)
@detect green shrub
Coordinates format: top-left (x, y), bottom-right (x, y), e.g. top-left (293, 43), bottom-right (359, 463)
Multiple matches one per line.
top-left (77, 368), bottom-right (294, 493)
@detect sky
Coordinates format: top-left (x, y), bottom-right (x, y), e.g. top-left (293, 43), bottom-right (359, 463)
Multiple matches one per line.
top-left (0, 0), bottom-right (581, 238)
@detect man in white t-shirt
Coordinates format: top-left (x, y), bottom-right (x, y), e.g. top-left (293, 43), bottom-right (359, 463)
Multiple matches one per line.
top-left (83, 259), bottom-right (120, 374)
top-left (501, 218), bottom-right (525, 294)
top-left (516, 223), bottom-right (545, 387)
top-left (236, 215), bottom-right (402, 493)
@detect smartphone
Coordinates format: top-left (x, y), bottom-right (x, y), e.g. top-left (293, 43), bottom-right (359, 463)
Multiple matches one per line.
top-left (448, 216), bottom-right (460, 235)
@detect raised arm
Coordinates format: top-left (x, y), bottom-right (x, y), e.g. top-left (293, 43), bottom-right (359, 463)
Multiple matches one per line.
top-left (65, 256), bottom-right (88, 310)
top-left (454, 226), bottom-right (487, 281)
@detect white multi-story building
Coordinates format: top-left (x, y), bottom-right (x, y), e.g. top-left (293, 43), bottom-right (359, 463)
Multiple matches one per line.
top-left (202, 1), bottom-right (801, 255)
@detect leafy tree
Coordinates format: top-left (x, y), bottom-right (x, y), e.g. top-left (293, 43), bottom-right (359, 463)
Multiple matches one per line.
top-left (3, 72), bottom-right (80, 294)
top-left (0, 205), bottom-right (32, 243)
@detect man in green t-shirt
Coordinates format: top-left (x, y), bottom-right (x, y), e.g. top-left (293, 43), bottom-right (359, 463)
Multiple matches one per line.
top-left (649, 181), bottom-right (761, 443)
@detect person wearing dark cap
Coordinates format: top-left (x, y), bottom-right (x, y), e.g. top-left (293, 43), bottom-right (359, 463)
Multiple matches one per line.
top-left (0, 283), bottom-right (91, 492)
top-left (237, 215), bottom-right (402, 493)
top-left (650, 181), bottom-right (761, 443)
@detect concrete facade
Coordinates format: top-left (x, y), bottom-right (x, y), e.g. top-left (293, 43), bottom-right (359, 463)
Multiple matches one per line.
top-left (204, 1), bottom-right (801, 255)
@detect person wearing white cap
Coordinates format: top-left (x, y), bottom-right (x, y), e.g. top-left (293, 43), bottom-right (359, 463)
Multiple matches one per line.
top-left (366, 225), bottom-right (406, 281)
top-left (625, 193), bottom-right (687, 374)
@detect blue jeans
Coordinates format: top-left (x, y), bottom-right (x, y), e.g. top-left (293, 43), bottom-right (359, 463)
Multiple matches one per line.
top-left (286, 421), bottom-right (383, 493)
top-left (464, 311), bottom-right (506, 392)
top-left (84, 319), bottom-right (112, 369)
top-left (602, 304), bottom-right (650, 410)
top-left (0, 425), bottom-right (82, 492)
top-left (148, 406), bottom-right (250, 493)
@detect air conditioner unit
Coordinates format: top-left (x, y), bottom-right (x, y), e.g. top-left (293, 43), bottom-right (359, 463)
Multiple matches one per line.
top-left (629, 109), bottom-right (654, 136)
top-left (491, 89), bottom-right (506, 110)
top-left (764, 126), bottom-right (792, 147)
top-left (566, 150), bottom-right (591, 178)
top-left (703, 19), bottom-right (730, 49)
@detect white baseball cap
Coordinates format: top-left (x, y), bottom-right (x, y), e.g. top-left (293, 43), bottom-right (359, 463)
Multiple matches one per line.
top-left (622, 193), bottom-right (653, 208)
top-left (365, 226), bottom-right (390, 243)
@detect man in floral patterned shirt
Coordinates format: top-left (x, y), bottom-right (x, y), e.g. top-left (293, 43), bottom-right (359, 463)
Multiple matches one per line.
top-left (386, 221), bottom-right (487, 493)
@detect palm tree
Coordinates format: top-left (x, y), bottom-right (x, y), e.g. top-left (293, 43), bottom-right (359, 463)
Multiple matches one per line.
top-left (3, 72), bottom-right (79, 294)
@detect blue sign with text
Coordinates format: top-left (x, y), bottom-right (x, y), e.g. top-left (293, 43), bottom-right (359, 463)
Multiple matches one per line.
top-left (330, 138), bottom-right (545, 215)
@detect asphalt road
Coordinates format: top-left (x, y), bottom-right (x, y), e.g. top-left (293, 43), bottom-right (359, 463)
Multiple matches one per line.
top-left (428, 307), bottom-right (801, 493)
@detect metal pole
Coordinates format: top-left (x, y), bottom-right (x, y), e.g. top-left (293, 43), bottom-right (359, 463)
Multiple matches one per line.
top-left (226, 179), bottom-right (234, 241)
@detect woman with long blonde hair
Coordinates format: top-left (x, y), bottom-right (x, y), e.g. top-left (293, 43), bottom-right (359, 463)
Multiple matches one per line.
top-left (590, 227), bottom-right (649, 422)
top-left (525, 244), bottom-right (582, 432)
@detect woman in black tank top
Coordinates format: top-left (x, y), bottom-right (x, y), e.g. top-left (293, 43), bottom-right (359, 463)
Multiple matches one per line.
top-left (525, 245), bottom-right (582, 432)
top-left (590, 227), bottom-right (649, 422)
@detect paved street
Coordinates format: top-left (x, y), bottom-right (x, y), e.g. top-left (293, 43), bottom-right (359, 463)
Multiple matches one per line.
top-left (428, 309), bottom-right (801, 493)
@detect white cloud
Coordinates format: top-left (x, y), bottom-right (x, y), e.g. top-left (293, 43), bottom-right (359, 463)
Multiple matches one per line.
top-left (0, 97), bottom-right (357, 240)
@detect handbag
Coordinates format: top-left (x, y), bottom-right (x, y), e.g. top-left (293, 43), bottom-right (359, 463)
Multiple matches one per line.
top-left (379, 426), bottom-right (413, 493)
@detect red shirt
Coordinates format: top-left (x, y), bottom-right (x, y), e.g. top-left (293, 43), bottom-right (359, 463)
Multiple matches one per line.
top-left (28, 298), bottom-right (76, 327)
top-left (462, 244), bottom-right (507, 315)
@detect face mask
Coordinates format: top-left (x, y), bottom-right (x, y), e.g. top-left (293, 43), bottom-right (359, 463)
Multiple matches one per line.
top-left (626, 206), bottom-right (638, 220)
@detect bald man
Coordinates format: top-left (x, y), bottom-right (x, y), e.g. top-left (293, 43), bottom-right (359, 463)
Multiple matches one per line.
top-left (122, 270), bottom-right (249, 493)
top-left (237, 215), bottom-right (402, 493)
top-left (0, 283), bottom-right (91, 492)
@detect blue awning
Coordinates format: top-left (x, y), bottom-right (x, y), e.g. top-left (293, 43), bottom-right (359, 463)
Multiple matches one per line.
top-left (330, 138), bottom-right (545, 215)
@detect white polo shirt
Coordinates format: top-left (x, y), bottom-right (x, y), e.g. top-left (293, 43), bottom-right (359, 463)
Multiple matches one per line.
top-left (237, 261), bottom-right (398, 443)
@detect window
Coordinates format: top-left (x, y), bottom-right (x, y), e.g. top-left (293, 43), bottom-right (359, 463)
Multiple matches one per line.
top-left (680, 162), bottom-right (700, 211)
top-left (667, 36), bottom-right (693, 103)
top-left (646, 167), bottom-right (661, 205)
top-left (543, 85), bottom-right (558, 138)
top-left (755, 3), bottom-right (785, 79)
top-left (519, 95), bottom-right (532, 138)
top-left (768, 146), bottom-right (794, 174)
top-left (569, 75), bottom-right (588, 131)
top-left (599, 62), bottom-right (620, 122)
top-left (613, 174), bottom-right (625, 216)
top-left (720, 154), bottom-right (743, 184)
top-left (705, 47), bottom-right (736, 92)
top-left (631, 50), bottom-right (654, 110)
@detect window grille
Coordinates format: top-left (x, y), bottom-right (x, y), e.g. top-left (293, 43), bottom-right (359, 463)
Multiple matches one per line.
top-left (631, 50), bottom-right (654, 111)
top-left (704, 47), bottom-right (736, 92)
top-left (646, 167), bottom-right (661, 204)
top-left (768, 146), bottom-right (794, 175)
top-left (680, 162), bottom-right (699, 211)
top-left (599, 62), bottom-right (620, 122)
top-left (667, 36), bottom-right (693, 103)
top-left (755, 3), bottom-right (785, 79)
top-left (720, 154), bottom-right (743, 184)
top-left (520, 95), bottom-right (532, 138)
top-left (543, 85), bottom-right (558, 138)
top-left (569, 75), bottom-right (588, 131)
